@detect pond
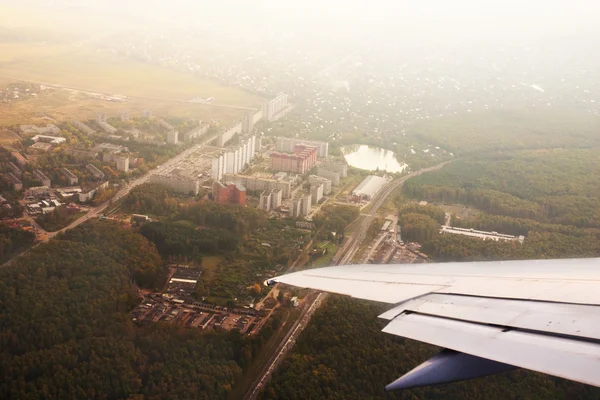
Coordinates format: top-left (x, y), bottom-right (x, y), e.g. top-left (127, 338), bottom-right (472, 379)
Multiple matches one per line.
top-left (342, 145), bottom-right (408, 173)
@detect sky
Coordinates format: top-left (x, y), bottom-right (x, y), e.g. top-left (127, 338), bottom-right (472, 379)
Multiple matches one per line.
top-left (2, 0), bottom-right (599, 42)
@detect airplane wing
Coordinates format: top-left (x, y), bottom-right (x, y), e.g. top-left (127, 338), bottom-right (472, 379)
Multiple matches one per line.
top-left (266, 258), bottom-right (600, 390)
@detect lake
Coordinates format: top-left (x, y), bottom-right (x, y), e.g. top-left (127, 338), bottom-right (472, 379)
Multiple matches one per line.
top-left (342, 145), bottom-right (408, 173)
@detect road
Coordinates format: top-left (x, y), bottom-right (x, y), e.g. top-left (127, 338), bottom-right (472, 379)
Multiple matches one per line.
top-left (244, 159), bottom-right (454, 399)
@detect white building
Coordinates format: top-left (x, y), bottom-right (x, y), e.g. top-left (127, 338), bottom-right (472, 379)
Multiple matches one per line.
top-left (31, 135), bottom-right (67, 144)
top-left (211, 154), bottom-right (226, 181)
top-left (300, 195), bottom-right (312, 216)
top-left (62, 168), bottom-right (78, 185)
top-left (259, 190), bottom-right (272, 212)
top-left (324, 162), bottom-right (348, 178)
top-left (150, 174), bottom-right (199, 195)
top-left (316, 167), bottom-right (340, 186)
top-left (352, 175), bottom-right (388, 201)
top-left (79, 181), bottom-right (109, 202)
top-left (166, 130), bottom-right (179, 144)
top-left (211, 135), bottom-right (260, 181)
top-left (33, 169), bottom-right (51, 187)
top-left (308, 175), bottom-right (332, 195)
top-left (276, 137), bottom-right (328, 158)
top-left (115, 156), bottom-right (130, 172)
top-left (270, 188), bottom-right (283, 209)
top-left (311, 183), bottom-right (324, 204)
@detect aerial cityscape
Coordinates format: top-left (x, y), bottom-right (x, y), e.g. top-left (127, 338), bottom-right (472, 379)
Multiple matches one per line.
top-left (0, 0), bottom-right (600, 399)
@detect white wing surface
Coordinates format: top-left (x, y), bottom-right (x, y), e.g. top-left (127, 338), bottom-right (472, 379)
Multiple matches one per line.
top-left (267, 258), bottom-right (600, 389)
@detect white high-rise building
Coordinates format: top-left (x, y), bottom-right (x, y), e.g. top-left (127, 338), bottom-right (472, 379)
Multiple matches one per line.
top-left (167, 130), bottom-right (179, 144)
top-left (226, 150), bottom-right (240, 174)
top-left (211, 154), bottom-right (225, 181)
top-left (311, 183), bottom-right (324, 204)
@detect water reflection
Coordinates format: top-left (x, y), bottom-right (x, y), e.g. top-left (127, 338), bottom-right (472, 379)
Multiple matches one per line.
top-left (342, 145), bottom-right (408, 173)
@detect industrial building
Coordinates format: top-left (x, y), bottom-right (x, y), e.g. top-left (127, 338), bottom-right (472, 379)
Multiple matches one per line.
top-left (308, 175), bottom-right (332, 194)
top-left (33, 170), bottom-right (51, 187)
top-left (87, 164), bottom-right (105, 179)
top-left (316, 167), bottom-right (341, 186)
top-left (276, 137), bottom-right (328, 158)
top-left (31, 135), bottom-right (67, 144)
top-left (62, 168), bottom-right (78, 185)
top-left (351, 175), bottom-right (388, 201)
top-left (440, 226), bottom-right (525, 243)
top-left (150, 174), bottom-right (199, 195)
top-left (212, 181), bottom-right (246, 206)
top-left (311, 183), bottom-right (324, 204)
top-left (223, 172), bottom-right (299, 199)
top-left (211, 135), bottom-right (259, 181)
top-left (270, 144), bottom-right (317, 174)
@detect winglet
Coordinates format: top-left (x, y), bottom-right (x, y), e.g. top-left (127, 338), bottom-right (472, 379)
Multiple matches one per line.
top-left (386, 349), bottom-right (515, 391)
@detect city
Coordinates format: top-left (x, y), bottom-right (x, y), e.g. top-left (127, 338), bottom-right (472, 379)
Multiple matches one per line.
top-left (1, 1), bottom-right (600, 400)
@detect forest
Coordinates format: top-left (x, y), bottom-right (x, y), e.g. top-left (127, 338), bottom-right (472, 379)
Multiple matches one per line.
top-left (0, 220), bottom-right (278, 399)
top-left (123, 184), bottom-right (309, 304)
top-left (404, 149), bottom-right (600, 228)
top-left (408, 108), bottom-right (600, 155)
top-left (0, 224), bottom-right (35, 264)
top-left (262, 142), bottom-right (600, 399)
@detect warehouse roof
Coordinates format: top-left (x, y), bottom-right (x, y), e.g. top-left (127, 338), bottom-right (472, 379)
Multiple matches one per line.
top-left (352, 175), bottom-right (388, 198)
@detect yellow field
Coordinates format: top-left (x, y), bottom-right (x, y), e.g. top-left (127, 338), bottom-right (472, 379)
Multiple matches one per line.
top-left (0, 48), bottom-right (261, 106)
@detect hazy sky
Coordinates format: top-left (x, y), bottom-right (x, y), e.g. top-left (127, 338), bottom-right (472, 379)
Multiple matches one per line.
top-left (2, 0), bottom-right (600, 41)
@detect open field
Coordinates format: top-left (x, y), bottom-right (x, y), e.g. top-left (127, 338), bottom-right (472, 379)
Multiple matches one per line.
top-left (201, 255), bottom-right (223, 284)
top-left (0, 49), bottom-right (262, 106)
top-left (0, 85), bottom-right (250, 125)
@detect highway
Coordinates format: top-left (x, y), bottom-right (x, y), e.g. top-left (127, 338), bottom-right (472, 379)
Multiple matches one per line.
top-left (244, 159), bottom-right (454, 399)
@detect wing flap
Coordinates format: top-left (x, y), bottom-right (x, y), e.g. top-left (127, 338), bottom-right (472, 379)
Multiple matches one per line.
top-left (379, 293), bottom-right (600, 341)
top-left (383, 313), bottom-right (600, 388)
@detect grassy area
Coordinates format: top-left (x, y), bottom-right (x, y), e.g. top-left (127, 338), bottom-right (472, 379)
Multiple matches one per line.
top-left (201, 255), bottom-right (223, 284)
top-left (310, 242), bottom-right (338, 268)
